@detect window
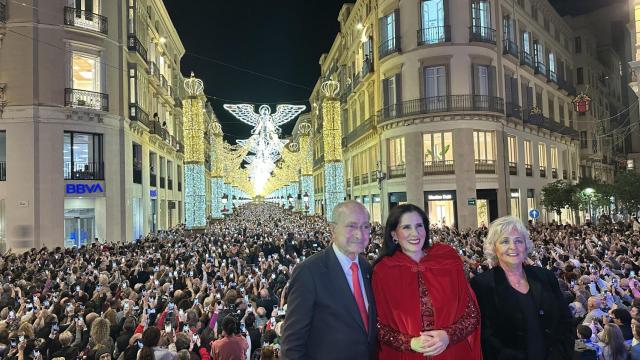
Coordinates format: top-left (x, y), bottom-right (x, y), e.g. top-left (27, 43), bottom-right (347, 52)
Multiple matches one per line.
top-left (577, 67), bottom-right (584, 85)
top-left (388, 137), bottom-right (405, 166)
top-left (159, 156), bottom-right (166, 189)
top-left (63, 132), bottom-right (104, 180)
top-left (533, 41), bottom-right (544, 65)
top-left (503, 15), bottom-right (516, 42)
top-left (423, 66), bottom-right (447, 110)
top-left (522, 31), bottom-right (531, 54)
top-left (177, 164), bottom-right (182, 191)
top-left (379, 10), bottom-right (399, 54)
top-left (538, 142), bottom-right (547, 168)
top-left (592, 134), bottom-right (598, 153)
top-left (524, 140), bottom-right (533, 166)
top-left (473, 131), bottom-right (495, 162)
top-left (423, 132), bottom-right (453, 162)
top-left (507, 135), bottom-right (518, 164)
top-left (133, 143), bottom-right (142, 184)
top-left (580, 131), bottom-right (588, 149)
top-left (421, 0), bottom-right (446, 44)
top-left (510, 189), bottom-right (521, 219)
top-left (551, 146), bottom-right (558, 170)
top-left (149, 152), bottom-right (157, 187)
top-left (548, 52), bottom-right (556, 78)
top-left (471, 0), bottom-right (491, 31)
top-left (72, 52), bottom-right (100, 92)
top-left (75, 0), bottom-right (99, 14)
top-left (575, 36), bottom-right (582, 53)
top-left (473, 65), bottom-right (495, 96)
top-left (128, 65), bottom-right (137, 104)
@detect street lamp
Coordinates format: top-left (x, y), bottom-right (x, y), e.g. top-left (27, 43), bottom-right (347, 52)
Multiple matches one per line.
top-left (287, 194), bottom-right (293, 210)
top-left (375, 160), bottom-right (386, 190)
top-left (584, 187), bottom-right (595, 223)
top-left (231, 195), bottom-right (237, 210)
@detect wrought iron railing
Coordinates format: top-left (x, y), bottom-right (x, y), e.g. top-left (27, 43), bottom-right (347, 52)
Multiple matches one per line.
top-left (129, 104), bottom-right (151, 127)
top-left (65, 88), bottom-right (109, 111)
top-left (160, 74), bottom-right (169, 91)
top-left (346, 178), bottom-right (351, 188)
top-left (418, 25), bottom-right (451, 45)
top-left (178, 181), bottom-right (182, 192)
top-left (378, 95), bottom-right (504, 122)
top-left (503, 39), bottom-right (518, 58)
top-left (547, 69), bottom-right (558, 83)
top-left (572, 170), bottom-right (576, 180)
top-left (362, 56), bottom-right (374, 77)
top-left (64, 7), bottom-right (108, 34)
top-left (520, 50), bottom-right (534, 68)
top-left (424, 160), bottom-right (455, 175)
top-left (475, 159), bottom-right (495, 174)
top-left (127, 34), bottom-right (147, 61)
top-left (379, 37), bottom-right (401, 59)
top-left (534, 61), bottom-right (547, 77)
top-left (313, 154), bottom-right (324, 168)
top-left (388, 164), bottom-right (406, 178)
top-left (176, 140), bottom-right (184, 153)
top-left (509, 161), bottom-right (518, 175)
top-left (354, 175), bottom-right (360, 186)
top-left (149, 121), bottom-right (170, 142)
top-left (557, 77), bottom-right (576, 95)
top-left (344, 116), bottom-right (377, 146)
top-left (521, 107), bottom-right (579, 139)
top-left (525, 164), bottom-right (533, 176)
top-left (361, 173), bottom-right (369, 184)
top-left (469, 26), bottom-right (496, 44)
top-left (539, 166), bottom-right (546, 178)
top-left (64, 161), bottom-right (104, 180)
top-left (506, 102), bottom-right (522, 120)
top-left (0, 161), bottom-right (5, 181)
top-left (149, 61), bottom-right (161, 82)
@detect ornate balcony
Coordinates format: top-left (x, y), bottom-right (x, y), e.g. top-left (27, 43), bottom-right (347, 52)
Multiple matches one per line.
top-left (506, 102), bottom-right (522, 120)
top-left (354, 175), bottom-right (360, 186)
top-left (388, 164), bottom-right (406, 178)
top-left (418, 25), bottom-right (451, 45)
top-left (361, 173), bottom-right (369, 184)
top-left (344, 116), bottom-right (377, 147)
top-left (127, 35), bottom-right (147, 61)
top-left (503, 39), bottom-right (518, 59)
top-left (424, 160), bottom-right (455, 175)
top-left (552, 168), bottom-right (558, 179)
top-left (547, 69), bottom-right (558, 84)
top-left (129, 104), bottom-right (151, 127)
top-left (65, 88), bottom-right (108, 111)
top-left (379, 37), bottom-right (401, 59)
top-left (475, 159), bottom-right (496, 174)
top-left (64, 7), bottom-right (108, 35)
top-left (149, 61), bottom-right (161, 82)
top-left (520, 50), bottom-right (534, 68)
top-left (64, 161), bottom-right (104, 180)
top-left (534, 61), bottom-right (547, 77)
top-left (469, 26), bottom-right (496, 44)
top-left (362, 56), bottom-right (374, 77)
top-left (378, 95), bottom-right (504, 122)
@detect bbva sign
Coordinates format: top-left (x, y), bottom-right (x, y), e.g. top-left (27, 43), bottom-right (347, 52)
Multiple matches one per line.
top-left (65, 183), bottom-right (105, 195)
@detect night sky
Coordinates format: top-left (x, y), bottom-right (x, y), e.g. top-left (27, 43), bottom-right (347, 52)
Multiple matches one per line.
top-left (162, 0), bottom-right (623, 143)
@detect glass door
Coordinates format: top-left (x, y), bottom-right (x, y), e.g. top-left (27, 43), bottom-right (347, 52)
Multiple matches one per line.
top-left (64, 209), bottom-right (95, 247)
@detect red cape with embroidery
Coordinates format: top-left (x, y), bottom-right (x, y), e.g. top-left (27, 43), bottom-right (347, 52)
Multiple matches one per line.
top-left (372, 243), bottom-right (482, 360)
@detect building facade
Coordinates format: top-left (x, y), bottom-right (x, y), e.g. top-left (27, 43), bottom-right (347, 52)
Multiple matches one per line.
top-left (311, 0), bottom-right (638, 228)
top-left (0, 0), bottom-right (186, 251)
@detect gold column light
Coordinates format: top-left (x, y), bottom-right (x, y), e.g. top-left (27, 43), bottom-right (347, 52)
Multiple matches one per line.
top-left (321, 80), bottom-right (343, 162)
top-left (183, 72), bottom-right (205, 163)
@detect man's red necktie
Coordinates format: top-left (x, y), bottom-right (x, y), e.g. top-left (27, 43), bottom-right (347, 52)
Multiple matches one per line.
top-left (350, 262), bottom-right (368, 332)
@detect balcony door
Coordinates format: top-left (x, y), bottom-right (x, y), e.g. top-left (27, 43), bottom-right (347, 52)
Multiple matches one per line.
top-left (424, 66), bottom-right (447, 111)
top-left (471, 0), bottom-right (491, 34)
top-left (421, 0), bottom-right (445, 44)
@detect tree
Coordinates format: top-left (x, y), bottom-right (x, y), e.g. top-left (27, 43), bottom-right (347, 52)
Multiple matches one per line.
top-left (614, 171), bottom-right (640, 217)
top-left (541, 180), bottom-right (576, 222)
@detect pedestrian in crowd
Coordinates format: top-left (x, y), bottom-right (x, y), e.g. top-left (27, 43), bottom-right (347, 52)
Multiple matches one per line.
top-left (371, 203), bottom-right (481, 359)
top-left (575, 324), bottom-right (599, 360)
top-left (471, 215), bottom-right (575, 359)
top-left (600, 323), bottom-right (627, 360)
top-left (281, 200), bottom-right (377, 359)
top-left (630, 323), bottom-right (640, 360)
top-left (211, 315), bottom-right (249, 360)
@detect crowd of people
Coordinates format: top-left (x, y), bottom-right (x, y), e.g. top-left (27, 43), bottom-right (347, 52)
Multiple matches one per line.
top-left (0, 201), bottom-right (639, 359)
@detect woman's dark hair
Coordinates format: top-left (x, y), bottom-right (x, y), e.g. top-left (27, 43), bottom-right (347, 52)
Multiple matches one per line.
top-left (374, 204), bottom-right (430, 267)
top-left (222, 315), bottom-right (238, 336)
top-left (139, 326), bottom-right (161, 360)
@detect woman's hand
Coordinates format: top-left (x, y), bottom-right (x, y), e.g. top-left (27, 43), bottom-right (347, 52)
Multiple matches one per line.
top-left (421, 330), bottom-right (450, 356)
top-left (410, 333), bottom-right (432, 353)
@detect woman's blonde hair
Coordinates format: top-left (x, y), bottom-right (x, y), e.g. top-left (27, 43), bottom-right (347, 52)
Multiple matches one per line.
top-left (602, 324), bottom-right (627, 360)
top-left (18, 322), bottom-right (34, 339)
top-left (483, 216), bottom-right (533, 266)
top-left (58, 331), bottom-right (74, 347)
top-left (90, 317), bottom-right (111, 345)
top-left (103, 308), bottom-right (117, 327)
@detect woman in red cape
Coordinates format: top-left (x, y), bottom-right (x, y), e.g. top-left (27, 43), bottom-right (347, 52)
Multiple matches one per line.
top-left (372, 204), bottom-right (482, 359)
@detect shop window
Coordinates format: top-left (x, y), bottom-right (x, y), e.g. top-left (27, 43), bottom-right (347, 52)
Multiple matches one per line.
top-left (63, 131), bottom-right (104, 180)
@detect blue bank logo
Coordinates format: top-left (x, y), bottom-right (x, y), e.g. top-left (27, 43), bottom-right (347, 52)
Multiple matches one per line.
top-left (66, 183), bottom-right (104, 194)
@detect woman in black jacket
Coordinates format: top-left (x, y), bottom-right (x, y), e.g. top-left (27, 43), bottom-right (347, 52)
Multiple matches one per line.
top-left (470, 216), bottom-right (574, 360)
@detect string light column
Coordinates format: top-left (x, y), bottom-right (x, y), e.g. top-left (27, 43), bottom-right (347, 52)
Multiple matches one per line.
top-left (321, 80), bottom-right (346, 221)
top-left (298, 122), bottom-right (315, 215)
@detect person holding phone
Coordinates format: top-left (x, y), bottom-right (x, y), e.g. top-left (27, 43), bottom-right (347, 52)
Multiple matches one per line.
top-left (211, 315), bottom-right (249, 360)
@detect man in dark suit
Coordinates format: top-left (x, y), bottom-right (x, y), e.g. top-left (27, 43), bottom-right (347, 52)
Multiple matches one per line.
top-left (281, 200), bottom-right (377, 360)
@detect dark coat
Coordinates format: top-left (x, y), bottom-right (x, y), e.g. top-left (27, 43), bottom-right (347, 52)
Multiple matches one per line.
top-left (280, 247), bottom-right (377, 360)
top-left (470, 265), bottom-right (575, 360)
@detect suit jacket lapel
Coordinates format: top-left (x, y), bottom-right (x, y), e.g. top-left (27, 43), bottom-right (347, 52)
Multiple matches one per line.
top-left (325, 247), bottom-right (368, 333)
